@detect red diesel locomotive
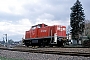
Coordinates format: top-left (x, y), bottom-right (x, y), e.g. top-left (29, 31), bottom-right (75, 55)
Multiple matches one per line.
top-left (23, 23), bottom-right (67, 47)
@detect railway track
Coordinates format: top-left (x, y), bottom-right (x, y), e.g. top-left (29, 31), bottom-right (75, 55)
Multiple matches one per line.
top-left (0, 47), bottom-right (90, 57)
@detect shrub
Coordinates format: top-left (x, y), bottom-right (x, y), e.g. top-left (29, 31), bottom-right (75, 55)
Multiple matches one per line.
top-left (82, 40), bottom-right (90, 47)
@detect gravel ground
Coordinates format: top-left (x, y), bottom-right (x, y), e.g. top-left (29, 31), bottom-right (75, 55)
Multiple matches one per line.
top-left (0, 50), bottom-right (90, 60)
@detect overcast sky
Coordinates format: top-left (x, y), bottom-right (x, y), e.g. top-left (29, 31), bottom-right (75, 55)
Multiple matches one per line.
top-left (0, 0), bottom-right (90, 41)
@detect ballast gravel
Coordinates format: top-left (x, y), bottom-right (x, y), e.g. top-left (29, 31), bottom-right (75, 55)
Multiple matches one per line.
top-left (0, 50), bottom-right (90, 60)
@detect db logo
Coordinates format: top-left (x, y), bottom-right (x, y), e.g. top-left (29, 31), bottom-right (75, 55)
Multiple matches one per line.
top-left (41, 30), bottom-right (46, 32)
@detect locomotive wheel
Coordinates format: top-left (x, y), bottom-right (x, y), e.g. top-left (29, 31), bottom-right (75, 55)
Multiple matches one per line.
top-left (24, 41), bottom-right (31, 47)
top-left (49, 45), bottom-right (53, 47)
top-left (57, 40), bottom-right (63, 47)
top-left (42, 40), bottom-right (47, 47)
top-left (26, 44), bottom-right (29, 47)
top-left (39, 43), bottom-right (45, 47)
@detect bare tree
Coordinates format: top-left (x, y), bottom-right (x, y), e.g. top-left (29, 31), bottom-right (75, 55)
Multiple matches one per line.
top-left (67, 25), bottom-right (72, 40)
top-left (67, 25), bottom-right (71, 34)
top-left (84, 20), bottom-right (90, 37)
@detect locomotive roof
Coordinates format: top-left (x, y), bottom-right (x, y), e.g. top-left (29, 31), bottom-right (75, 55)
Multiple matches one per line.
top-left (32, 23), bottom-right (48, 28)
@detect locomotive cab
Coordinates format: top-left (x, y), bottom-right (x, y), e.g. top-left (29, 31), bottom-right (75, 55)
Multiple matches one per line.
top-left (50, 25), bottom-right (67, 46)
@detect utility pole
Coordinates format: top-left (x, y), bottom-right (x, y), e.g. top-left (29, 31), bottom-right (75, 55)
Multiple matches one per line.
top-left (3, 34), bottom-right (7, 47)
top-left (3, 37), bottom-right (5, 46)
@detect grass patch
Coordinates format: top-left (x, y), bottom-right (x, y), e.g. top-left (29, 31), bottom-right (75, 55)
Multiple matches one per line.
top-left (0, 56), bottom-right (22, 60)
